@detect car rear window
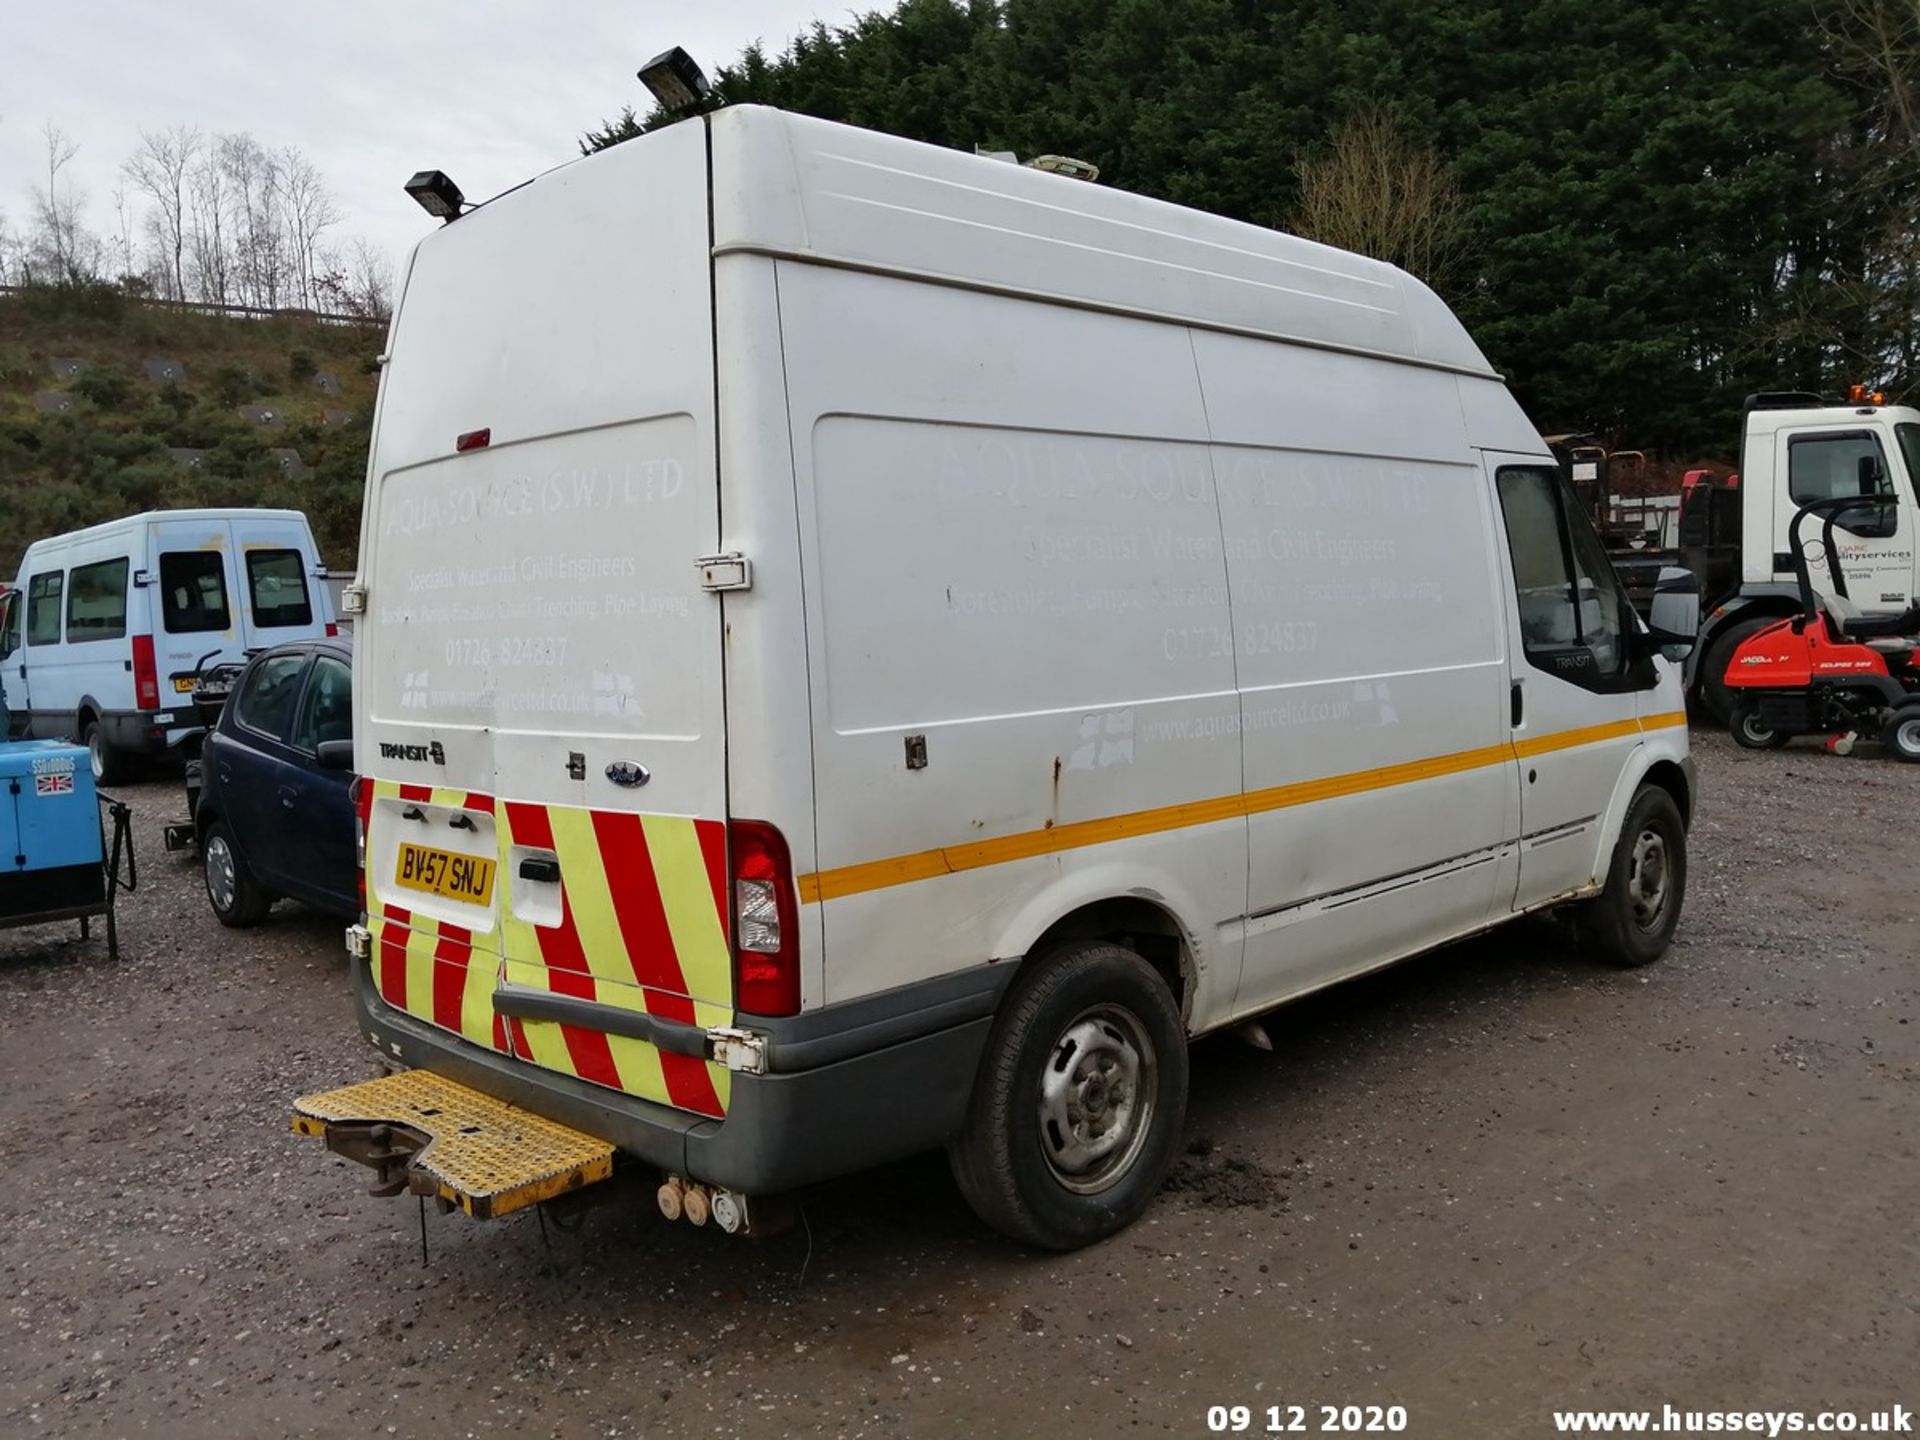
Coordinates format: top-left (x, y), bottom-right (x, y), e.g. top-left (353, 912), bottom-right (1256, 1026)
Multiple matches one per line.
top-left (66, 558), bottom-right (129, 643)
top-left (160, 552), bottom-right (231, 634)
top-left (247, 549), bottom-right (313, 628)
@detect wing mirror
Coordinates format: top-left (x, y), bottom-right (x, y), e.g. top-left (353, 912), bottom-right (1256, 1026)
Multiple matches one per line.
top-left (317, 739), bottom-right (355, 771)
top-left (1643, 566), bottom-right (1700, 661)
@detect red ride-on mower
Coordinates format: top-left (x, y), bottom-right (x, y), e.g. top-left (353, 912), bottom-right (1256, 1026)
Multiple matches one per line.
top-left (1725, 495), bottom-right (1920, 760)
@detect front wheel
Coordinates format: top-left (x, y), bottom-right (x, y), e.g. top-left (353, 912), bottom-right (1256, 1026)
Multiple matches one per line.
top-left (1883, 706), bottom-right (1920, 764)
top-left (948, 941), bottom-right (1188, 1250)
top-left (1729, 702), bottom-right (1790, 750)
top-left (1573, 785), bottom-right (1687, 968)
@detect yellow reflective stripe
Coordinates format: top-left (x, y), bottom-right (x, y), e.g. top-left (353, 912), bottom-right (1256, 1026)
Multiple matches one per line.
top-left (459, 951), bottom-right (499, 1051)
top-left (547, 805), bottom-right (644, 1000)
top-left (642, 815), bottom-right (732, 1006)
top-left (798, 712), bottom-right (1687, 904)
top-left (601, 1034), bottom-right (673, 1107)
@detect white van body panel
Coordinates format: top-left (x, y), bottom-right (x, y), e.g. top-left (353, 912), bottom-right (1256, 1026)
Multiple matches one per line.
top-left (346, 106), bottom-right (1692, 1196)
top-left (8, 508), bottom-right (330, 758)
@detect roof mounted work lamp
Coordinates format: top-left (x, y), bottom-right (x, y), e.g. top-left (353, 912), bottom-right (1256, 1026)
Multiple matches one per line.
top-left (638, 46), bottom-right (714, 119)
top-left (404, 170), bottom-right (465, 224)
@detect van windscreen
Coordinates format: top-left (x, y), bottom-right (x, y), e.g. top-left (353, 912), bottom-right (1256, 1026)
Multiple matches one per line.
top-left (160, 552), bottom-right (231, 634)
top-left (246, 549), bottom-right (313, 628)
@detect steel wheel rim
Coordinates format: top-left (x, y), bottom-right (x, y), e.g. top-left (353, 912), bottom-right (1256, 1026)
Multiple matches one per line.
top-left (1738, 712), bottom-right (1775, 745)
top-left (1898, 718), bottom-right (1920, 755)
top-left (205, 834), bottom-right (238, 913)
top-left (1627, 827), bottom-right (1670, 931)
top-left (1037, 1003), bottom-right (1156, 1195)
top-left (88, 732), bottom-right (105, 781)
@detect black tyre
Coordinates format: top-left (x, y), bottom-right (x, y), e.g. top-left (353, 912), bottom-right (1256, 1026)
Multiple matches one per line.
top-left (83, 718), bottom-right (129, 785)
top-left (1573, 785), bottom-right (1687, 968)
top-left (203, 819), bottom-right (271, 927)
top-left (948, 941), bottom-right (1188, 1250)
top-left (1699, 617), bottom-right (1779, 724)
top-left (1882, 706), bottom-right (1920, 764)
top-left (1729, 702), bottom-right (1790, 750)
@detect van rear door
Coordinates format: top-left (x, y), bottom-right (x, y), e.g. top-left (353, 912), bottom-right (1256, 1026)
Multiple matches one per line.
top-left (148, 516), bottom-right (242, 700)
top-left (230, 513), bottom-right (330, 646)
top-left (356, 118), bottom-right (735, 1120)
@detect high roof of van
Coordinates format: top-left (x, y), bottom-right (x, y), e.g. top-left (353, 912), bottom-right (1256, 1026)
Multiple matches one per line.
top-left (709, 106), bottom-right (1498, 381)
top-left (21, 508), bottom-right (313, 553)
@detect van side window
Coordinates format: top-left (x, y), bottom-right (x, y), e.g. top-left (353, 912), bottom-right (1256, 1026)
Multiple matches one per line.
top-left (246, 549), bottom-right (314, 628)
top-left (1787, 431), bottom-right (1897, 538)
top-left (160, 552), bottom-right (232, 634)
top-left (66, 558), bottom-right (130, 642)
top-left (26, 572), bottom-right (64, 647)
top-left (1496, 466), bottom-right (1637, 693)
top-left (233, 653), bottom-right (308, 741)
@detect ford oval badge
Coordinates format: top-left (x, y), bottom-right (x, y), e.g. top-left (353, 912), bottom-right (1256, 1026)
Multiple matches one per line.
top-left (605, 760), bottom-right (651, 788)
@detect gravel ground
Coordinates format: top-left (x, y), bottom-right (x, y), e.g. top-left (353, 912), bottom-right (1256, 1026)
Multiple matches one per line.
top-left (1, 730), bottom-right (1915, 1439)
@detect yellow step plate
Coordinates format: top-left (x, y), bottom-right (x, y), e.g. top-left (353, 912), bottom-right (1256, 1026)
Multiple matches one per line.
top-left (292, 1070), bottom-right (615, 1219)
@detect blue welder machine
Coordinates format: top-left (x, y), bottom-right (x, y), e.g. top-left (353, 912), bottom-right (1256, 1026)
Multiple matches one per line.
top-left (0, 672), bottom-right (135, 959)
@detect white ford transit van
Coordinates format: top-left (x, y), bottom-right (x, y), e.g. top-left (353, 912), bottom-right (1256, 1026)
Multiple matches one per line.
top-left (341, 107), bottom-right (1695, 1248)
top-left (2, 509), bottom-right (336, 781)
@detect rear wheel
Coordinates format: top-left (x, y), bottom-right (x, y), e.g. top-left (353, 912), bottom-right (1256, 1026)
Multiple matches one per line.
top-left (949, 940), bottom-right (1187, 1250)
top-left (83, 718), bottom-right (129, 785)
top-left (203, 820), bottom-right (271, 927)
top-left (1699, 617), bottom-right (1779, 724)
top-left (1883, 707), bottom-right (1920, 763)
top-left (1573, 785), bottom-right (1687, 968)
top-left (1729, 702), bottom-right (1790, 750)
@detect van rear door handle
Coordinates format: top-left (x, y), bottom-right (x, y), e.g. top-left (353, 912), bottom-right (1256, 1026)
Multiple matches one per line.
top-left (518, 856), bottom-right (560, 883)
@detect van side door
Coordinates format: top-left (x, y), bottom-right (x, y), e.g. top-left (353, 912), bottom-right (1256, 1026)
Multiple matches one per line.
top-left (21, 569), bottom-right (68, 736)
top-left (0, 589), bottom-right (26, 734)
top-left (1489, 456), bottom-right (1653, 910)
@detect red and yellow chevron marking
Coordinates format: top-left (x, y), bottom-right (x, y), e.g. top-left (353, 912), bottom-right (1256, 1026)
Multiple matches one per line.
top-left (363, 779), bottom-right (733, 1120)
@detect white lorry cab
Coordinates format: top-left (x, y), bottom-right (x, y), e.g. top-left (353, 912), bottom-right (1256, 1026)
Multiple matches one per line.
top-left (322, 106), bottom-right (1696, 1249)
top-left (1, 509), bottom-right (336, 781)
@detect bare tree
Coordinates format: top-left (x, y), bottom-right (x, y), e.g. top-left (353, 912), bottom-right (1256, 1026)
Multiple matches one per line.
top-left (220, 133), bottom-right (286, 307)
top-left (278, 145), bottom-right (341, 308)
top-left (315, 237), bottom-right (394, 320)
top-left (123, 124), bottom-right (200, 299)
top-left (1822, 0), bottom-right (1920, 158)
top-left (28, 121), bottom-right (102, 283)
top-left (187, 145), bottom-right (231, 304)
top-left (1290, 107), bottom-right (1476, 291)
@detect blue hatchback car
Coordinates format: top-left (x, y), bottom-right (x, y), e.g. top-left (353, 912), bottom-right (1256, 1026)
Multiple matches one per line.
top-left (197, 638), bottom-right (358, 926)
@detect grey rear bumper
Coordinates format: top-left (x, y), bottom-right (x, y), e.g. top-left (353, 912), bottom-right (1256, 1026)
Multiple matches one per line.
top-left (349, 957), bottom-right (1015, 1194)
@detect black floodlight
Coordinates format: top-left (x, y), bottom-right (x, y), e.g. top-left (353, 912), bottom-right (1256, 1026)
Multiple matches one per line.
top-left (638, 47), bottom-right (713, 118)
top-left (405, 170), bottom-right (465, 223)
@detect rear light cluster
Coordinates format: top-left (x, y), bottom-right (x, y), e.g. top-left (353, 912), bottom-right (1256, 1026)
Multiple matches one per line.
top-left (728, 819), bottom-right (800, 1017)
top-left (131, 634), bottom-right (160, 711)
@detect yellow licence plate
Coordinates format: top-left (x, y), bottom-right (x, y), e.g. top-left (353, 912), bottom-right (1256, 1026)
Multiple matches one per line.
top-left (394, 843), bottom-right (496, 905)
top-left (173, 676), bottom-right (197, 693)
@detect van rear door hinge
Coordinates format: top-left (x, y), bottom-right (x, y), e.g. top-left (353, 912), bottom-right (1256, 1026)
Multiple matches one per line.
top-left (706, 1026), bottom-right (768, 1073)
top-left (696, 553), bottom-right (752, 593)
top-left (340, 584), bottom-right (368, 616)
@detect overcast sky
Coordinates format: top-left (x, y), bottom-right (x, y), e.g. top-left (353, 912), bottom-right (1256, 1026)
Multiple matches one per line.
top-left (3, 1), bottom-right (848, 282)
